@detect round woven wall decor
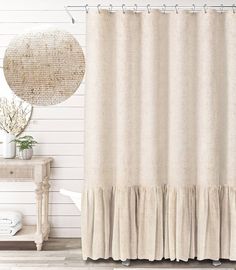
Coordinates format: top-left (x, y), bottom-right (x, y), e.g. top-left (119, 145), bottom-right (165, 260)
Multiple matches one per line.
top-left (3, 28), bottom-right (85, 106)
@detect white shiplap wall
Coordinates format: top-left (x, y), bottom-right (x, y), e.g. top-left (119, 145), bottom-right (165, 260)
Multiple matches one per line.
top-left (0, 0), bottom-right (87, 238)
top-left (0, 0), bottom-right (232, 238)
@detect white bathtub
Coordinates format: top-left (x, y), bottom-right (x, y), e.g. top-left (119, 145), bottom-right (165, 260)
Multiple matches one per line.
top-left (60, 189), bottom-right (82, 211)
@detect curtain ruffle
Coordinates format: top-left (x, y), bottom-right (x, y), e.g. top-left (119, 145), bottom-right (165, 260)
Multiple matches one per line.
top-left (81, 185), bottom-right (236, 261)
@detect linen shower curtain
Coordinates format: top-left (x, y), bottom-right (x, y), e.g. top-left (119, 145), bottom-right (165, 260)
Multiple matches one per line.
top-left (82, 10), bottom-right (236, 261)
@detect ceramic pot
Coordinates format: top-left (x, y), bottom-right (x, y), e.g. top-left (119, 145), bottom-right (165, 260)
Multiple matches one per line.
top-left (2, 132), bottom-right (16, 159)
top-left (18, 148), bottom-right (33, 160)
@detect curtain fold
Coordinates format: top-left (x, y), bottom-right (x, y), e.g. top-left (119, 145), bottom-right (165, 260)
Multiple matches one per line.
top-left (82, 10), bottom-right (236, 261)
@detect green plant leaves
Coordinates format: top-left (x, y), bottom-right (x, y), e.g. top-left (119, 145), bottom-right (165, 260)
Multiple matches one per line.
top-left (13, 135), bottom-right (37, 150)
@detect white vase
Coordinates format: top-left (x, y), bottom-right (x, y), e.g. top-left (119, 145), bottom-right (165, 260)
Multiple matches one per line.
top-left (18, 148), bottom-right (33, 160)
top-left (2, 132), bottom-right (16, 159)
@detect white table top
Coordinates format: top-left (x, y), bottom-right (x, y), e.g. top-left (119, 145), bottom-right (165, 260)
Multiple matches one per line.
top-left (0, 157), bottom-right (53, 165)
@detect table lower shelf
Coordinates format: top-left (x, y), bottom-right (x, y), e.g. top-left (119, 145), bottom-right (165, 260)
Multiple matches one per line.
top-left (0, 225), bottom-right (44, 241)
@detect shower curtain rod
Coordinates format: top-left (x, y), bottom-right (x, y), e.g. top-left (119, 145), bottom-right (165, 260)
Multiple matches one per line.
top-left (65, 4), bottom-right (236, 23)
top-left (66, 4), bottom-right (236, 9)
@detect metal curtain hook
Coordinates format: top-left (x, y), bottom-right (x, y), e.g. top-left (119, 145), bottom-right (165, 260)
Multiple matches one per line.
top-left (192, 4), bottom-right (196, 13)
top-left (97, 4), bottom-right (101, 13)
top-left (203, 4), bottom-right (208, 13)
top-left (122, 4), bottom-right (126, 14)
top-left (147, 4), bottom-right (151, 13)
top-left (163, 4), bottom-right (166, 13)
top-left (134, 4), bottom-right (138, 13)
top-left (220, 4), bottom-right (224, 13)
top-left (109, 4), bottom-right (113, 12)
top-left (85, 4), bottom-right (89, 13)
top-left (233, 4), bottom-right (236, 13)
top-left (175, 4), bottom-right (179, 14)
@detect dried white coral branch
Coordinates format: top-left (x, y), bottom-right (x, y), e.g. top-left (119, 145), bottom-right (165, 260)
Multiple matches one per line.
top-left (0, 97), bottom-right (31, 136)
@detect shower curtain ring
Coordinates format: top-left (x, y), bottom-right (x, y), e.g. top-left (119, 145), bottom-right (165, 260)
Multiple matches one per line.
top-left (162, 4), bottom-right (166, 13)
top-left (85, 4), bottom-right (89, 13)
top-left (134, 4), bottom-right (138, 13)
top-left (109, 4), bottom-right (113, 12)
top-left (147, 4), bottom-right (151, 13)
top-left (233, 4), bottom-right (236, 13)
top-left (192, 4), bottom-right (196, 13)
top-left (122, 4), bottom-right (126, 14)
top-left (203, 4), bottom-right (208, 13)
top-left (97, 4), bottom-right (101, 13)
top-left (220, 4), bottom-right (224, 13)
top-left (175, 4), bottom-right (179, 14)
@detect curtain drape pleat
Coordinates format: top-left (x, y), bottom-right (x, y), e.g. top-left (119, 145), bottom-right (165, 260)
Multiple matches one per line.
top-left (82, 10), bottom-right (236, 261)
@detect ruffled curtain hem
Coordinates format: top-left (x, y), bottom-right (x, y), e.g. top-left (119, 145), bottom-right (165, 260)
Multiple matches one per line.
top-left (81, 185), bottom-right (236, 261)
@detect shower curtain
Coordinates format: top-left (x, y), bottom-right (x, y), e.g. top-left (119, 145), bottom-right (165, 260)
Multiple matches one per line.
top-left (82, 10), bottom-right (236, 261)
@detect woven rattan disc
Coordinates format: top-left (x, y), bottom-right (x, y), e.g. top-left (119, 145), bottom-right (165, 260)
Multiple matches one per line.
top-left (3, 28), bottom-right (85, 106)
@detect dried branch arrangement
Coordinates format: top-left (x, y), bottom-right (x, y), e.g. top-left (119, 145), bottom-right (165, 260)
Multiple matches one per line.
top-left (0, 97), bottom-right (32, 136)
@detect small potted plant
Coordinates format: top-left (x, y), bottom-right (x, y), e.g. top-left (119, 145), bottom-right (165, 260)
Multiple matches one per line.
top-left (13, 135), bottom-right (37, 160)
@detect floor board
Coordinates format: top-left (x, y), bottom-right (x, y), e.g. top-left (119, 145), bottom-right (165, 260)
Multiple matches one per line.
top-left (0, 239), bottom-right (235, 269)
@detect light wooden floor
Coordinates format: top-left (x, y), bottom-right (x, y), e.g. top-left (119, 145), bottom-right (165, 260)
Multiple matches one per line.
top-left (0, 239), bottom-right (235, 270)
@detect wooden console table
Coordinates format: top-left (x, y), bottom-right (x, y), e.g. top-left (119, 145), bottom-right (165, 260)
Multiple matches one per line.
top-left (0, 157), bottom-right (53, 251)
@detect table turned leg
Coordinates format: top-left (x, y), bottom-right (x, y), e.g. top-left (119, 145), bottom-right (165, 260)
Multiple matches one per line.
top-left (36, 242), bottom-right (43, 251)
top-left (35, 182), bottom-right (43, 251)
top-left (43, 176), bottom-right (50, 240)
